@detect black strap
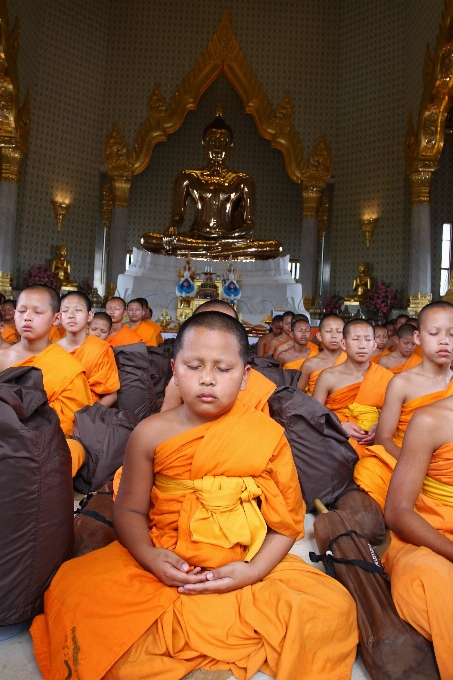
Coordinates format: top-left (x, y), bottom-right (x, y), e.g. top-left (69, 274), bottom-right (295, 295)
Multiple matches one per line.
top-left (78, 509), bottom-right (114, 529)
top-left (77, 490), bottom-right (114, 512)
top-left (309, 529), bottom-right (389, 580)
top-left (331, 485), bottom-right (365, 505)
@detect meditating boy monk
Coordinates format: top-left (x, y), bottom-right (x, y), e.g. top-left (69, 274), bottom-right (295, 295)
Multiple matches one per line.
top-left (1, 298), bottom-right (18, 343)
top-left (136, 297), bottom-right (164, 344)
top-left (30, 311), bottom-right (358, 680)
top-left (354, 301), bottom-right (453, 511)
top-left (370, 324), bottom-right (389, 363)
top-left (266, 310), bottom-right (294, 357)
top-left (106, 297), bottom-right (143, 347)
top-left (57, 292), bottom-right (120, 407)
top-left (386, 314), bottom-right (409, 352)
top-left (313, 319), bottom-right (393, 457)
top-left (88, 312), bottom-right (112, 341)
top-left (0, 309), bottom-right (11, 349)
top-left (256, 314), bottom-right (283, 357)
top-left (0, 285), bottom-right (92, 476)
top-left (378, 323), bottom-right (421, 373)
top-left (384, 319), bottom-right (396, 350)
top-left (278, 317), bottom-right (318, 370)
top-left (384, 395), bottom-right (453, 678)
top-left (162, 299), bottom-right (276, 414)
top-left (274, 314), bottom-right (318, 360)
top-left (297, 314), bottom-right (346, 394)
top-left (126, 298), bottom-right (158, 347)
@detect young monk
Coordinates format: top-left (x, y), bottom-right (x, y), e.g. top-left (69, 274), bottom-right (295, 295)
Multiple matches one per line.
top-left (106, 297), bottom-right (144, 347)
top-left (378, 324), bottom-right (421, 373)
top-left (88, 311), bottom-right (112, 340)
top-left (1, 298), bottom-right (18, 343)
top-left (0, 309), bottom-right (11, 349)
top-left (162, 299), bottom-right (276, 414)
top-left (383, 395), bottom-right (453, 677)
top-left (266, 310), bottom-right (294, 357)
top-left (0, 285), bottom-right (92, 476)
top-left (354, 301), bottom-right (453, 511)
top-left (370, 324), bottom-right (389, 363)
top-left (274, 314), bottom-right (319, 360)
top-left (314, 319), bottom-right (393, 457)
top-left (278, 317), bottom-right (318, 370)
top-left (384, 319), bottom-right (396, 350)
top-left (127, 298), bottom-right (158, 347)
top-left (30, 311), bottom-right (358, 679)
top-left (57, 292), bottom-right (120, 407)
top-left (386, 314), bottom-right (410, 352)
top-left (256, 314), bottom-right (283, 357)
top-left (297, 314), bottom-right (346, 394)
top-left (136, 297), bottom-right (164, 344)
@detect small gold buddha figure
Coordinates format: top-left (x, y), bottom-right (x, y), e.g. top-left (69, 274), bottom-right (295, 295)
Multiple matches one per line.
top-left (141, 108), bottom-right (282, 261)
top-left (50, 245), bottom-right (77, 290)
top-left (344, 261), bottom-right (372, 304)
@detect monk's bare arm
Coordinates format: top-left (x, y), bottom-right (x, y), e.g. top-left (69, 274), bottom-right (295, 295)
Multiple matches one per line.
top-left (256, 334), bottom-right (267, 357)
top-left (374, 377), bottom-right (404, 459)
top-left (297, 359), bottom-right (313, 391)
top-left (99, 391), bottom-right (117, 407)
top-left (160, 376), bottom-right (183, 411)
top-left (274, 341), bottom-right (292, 359)
top-left (276, 348), bottom-right (293, 366)
top-left (312, 369), bottom-right (332, 405)
top-left (385, 406), bottom-right (453, 562)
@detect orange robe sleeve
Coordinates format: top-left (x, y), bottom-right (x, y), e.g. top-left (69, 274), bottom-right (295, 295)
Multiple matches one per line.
top-left (132, 321), bottom-right (158, 347)
top-left (381, 442), bottom-right (453, 678)
top-left (306, 351), bottom-right (347, 395)
top-left (48, 326), bottom-right (65, 343)
top-left (107, 325), bottom-right (144, 347)
top-left (146, 319), bottom-right (164, 344)
top-left (370, 348), bottom-right (390, 363)
top-left (30, 401), bottom-right (358, 680)
top-left (237, 367), bottom-right (276, 414)
top-left (283, 347), bottom-right (318, 370)
top-left (1, 324), bottom-right (17, 343)
top-left (71, 334), bottom-right (120, 402)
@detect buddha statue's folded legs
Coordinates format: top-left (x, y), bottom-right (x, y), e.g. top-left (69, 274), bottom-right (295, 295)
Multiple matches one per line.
top-left (141, 232), bottom-right (282, 260)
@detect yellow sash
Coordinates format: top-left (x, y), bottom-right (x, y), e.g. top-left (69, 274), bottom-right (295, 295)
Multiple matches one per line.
top-left (154, 473), bottom-right (267, 561)
top-left (336, 402), bottom-right (381, 432)
top-left (422, 475), bottom-right (453, 507)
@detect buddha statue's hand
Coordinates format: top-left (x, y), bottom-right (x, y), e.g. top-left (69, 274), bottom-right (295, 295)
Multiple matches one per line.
top-left (163, 225), bottom-right (178, 252)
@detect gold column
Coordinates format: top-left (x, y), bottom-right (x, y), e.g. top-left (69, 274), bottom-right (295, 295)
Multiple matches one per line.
top-left (111, 177), bottom-right (132, 208)
top-left (302, 185), bottom-right (322, 218)
top-left (0, 147), bottom-right (24, 183)
top-left (301, 185), bottom-right (322, 311)
top-left (409, 170), bottom-right (433, 205)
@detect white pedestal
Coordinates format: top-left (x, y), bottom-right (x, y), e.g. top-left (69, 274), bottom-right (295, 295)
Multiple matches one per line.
top-left (116, 248), bottom-right (309, 325)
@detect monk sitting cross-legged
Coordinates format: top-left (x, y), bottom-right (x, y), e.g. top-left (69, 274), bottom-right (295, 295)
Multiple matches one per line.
top-left (136, 297), bottom-right (164, 345)
top-left (378, 323), bottom-right (421, 373)
top-left (313, 319), bottom-right (393, 458)
top-left (88, 311), bottom-right (113, 341)
top-left (383, 394), bottom-right (453, 678)
top-left (57, 292), bottom-right (120, 407)
top-left (370, 324), bottom-right (389, 363)
top-left (297, 313), bottom-right (346, 394)
top-left (126, 298), bottom-right (158, 347)
top-left (265, 310), bottom-right (294, 357)
top-left (274, 314), bottom-right (319, 361)
top-left (106, 296), bottom-right (144, 347)
top-left (354, 301), bottom-right (453, 512)
top-left (30, 311), bottom-right (358, 680)
top-left (1, 298), bottom-right (18, 343)
top-left (256, 314), bottom-right (283, 357)
top-left (0, 285), bottom-right (92, 476)
top-left (385, 314), bottom-right (408, 352)
top-left (277, 317), bottom-right (319, 370)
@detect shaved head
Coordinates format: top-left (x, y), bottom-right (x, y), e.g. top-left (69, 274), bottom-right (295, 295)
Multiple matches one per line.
top-left (175, 311), bottom-right (248, 365)
top-left (60, 291), bottom-right (91, 312)
top-left (319, 313), bottom-right (344, 331)
top-left (418, 301), bottom-right (453, 330)
top-left (20, 285), bottom-right (60, 314)
top-left (343, 319), bottom-right (374, 339)
top-left (108, 296), bottom-right (126, 311)
top-left (397, 324), bottom-right (415, 339)
top-left (193, 300), bottom-right (238, 319)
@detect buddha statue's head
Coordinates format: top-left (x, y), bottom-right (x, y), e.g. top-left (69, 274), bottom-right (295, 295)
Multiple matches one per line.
top-left (57, 244), bottom-right (68, 258)
top-left (202, 108), bottom-right (233, 164)
top-left (358, 261), bottom-right (368, 274)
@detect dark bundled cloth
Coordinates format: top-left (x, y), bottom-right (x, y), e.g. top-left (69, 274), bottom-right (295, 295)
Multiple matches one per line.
top-left (311, 508), bottom-right (439, 680)
top-left (114, 342), bottom-right (157, 418)
top-left (268, 386), bottom-right (358, 511)
top-left (73, 402), bottom-right (139, 494)
top-left (0, 367), bottom-right (73, 625)
top-left (147, 345), bottom-right (172, 398)
top-left (247, 356), bottom-right (300, 387)
top-left (74, 482), bottom-right (116, 557)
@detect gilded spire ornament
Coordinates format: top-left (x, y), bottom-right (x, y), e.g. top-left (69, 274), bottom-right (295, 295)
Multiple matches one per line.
top-left (360, 217), bottom-right (378, 249)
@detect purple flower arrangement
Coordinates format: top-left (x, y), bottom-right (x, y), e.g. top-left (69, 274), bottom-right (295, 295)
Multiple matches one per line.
top-left (364, 280), bottom-right (399, 316)
top-left (323, 294), bottom-right (344, 314)
top-left (23, 264), bottom-right (59, 290)
top-left (77, 278), bottom-right (93, 296)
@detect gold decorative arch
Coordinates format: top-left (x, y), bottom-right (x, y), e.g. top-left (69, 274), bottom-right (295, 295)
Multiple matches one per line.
top-left (104, 10), bottom-right (332, 213)
top-left (405, 0), bottom-right (453, 204)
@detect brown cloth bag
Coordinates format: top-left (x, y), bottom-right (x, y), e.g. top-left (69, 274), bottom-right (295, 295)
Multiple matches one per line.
top-left (0, 366), bottom-right (74, 625)
top-left (147, 345), bottom-right (171, 398)
top-left (330, 485), bottom-right (386, 546)
top-left (310, 507), bottom-right (439, 680)
top-left (73, 482), bottom-right (116, 557)
top-left (247, 356), bottom-right (300, 387)
top-left (114, 342), bottom-right (157, 419)
top-left (268, 386), bottom-right (358, 511)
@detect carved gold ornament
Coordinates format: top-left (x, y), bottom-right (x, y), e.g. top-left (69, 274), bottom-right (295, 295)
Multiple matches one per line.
top-left (51, 198), bottom-right (70, 233)
top-left (103, 10), bottom-right (332, 217)
top-left (405, 0), bottom-right (453, 204)
top-left (0, 0), bottom-right (29, 183)
top-left (360, 217), bottom-right (378, 249)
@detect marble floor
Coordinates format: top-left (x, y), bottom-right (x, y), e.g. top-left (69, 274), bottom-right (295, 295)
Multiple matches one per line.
top-left (0, 512), bottom-right (371, 680)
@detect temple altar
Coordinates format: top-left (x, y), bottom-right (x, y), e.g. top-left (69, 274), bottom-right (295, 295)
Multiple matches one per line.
top-left (116, 248), bottom-right (309, 325)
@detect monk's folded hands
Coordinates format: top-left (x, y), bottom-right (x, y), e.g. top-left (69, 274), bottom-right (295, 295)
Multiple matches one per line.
top-left (145, 546), bottom-right (207, 587)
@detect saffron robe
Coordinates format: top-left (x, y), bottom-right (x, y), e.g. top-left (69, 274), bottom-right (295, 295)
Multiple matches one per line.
top-left (273, 339), bottom-right (318, 358)
top-left (325, 362), bottom-right (393, 457)
top-left (12, 344), bottom-right (92, 475)
top-left (132, 320), bottom-right (158, 347)
top-left (305, 351), bottom-right (347, 396)
top-left (30, 402), bottom-right (358, 680)
top-left (145, 318), bottom-right (164, 344)
top-left (108, 325), bottom-right (143, 347)
top-left (48, 326), bottom-right (65, 343)
top-left (282, 346), bottom-right (319, 370)
top-left (69, 334), bottom-right (120, 403)
top-left (382, 441), bottom-right (453, 679)
top-left (354, 388), bottom-right (450, 512)
top-left (386, 352), bottom-right (423, 374)
top-left (370, 348), bottom-right (390, 364)
top-left (1, 323), bottom-right (17, 343)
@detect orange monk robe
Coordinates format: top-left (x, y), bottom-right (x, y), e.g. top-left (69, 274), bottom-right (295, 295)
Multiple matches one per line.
top-left (48, 326), bottom-right (65, 343)
top-left (388, 352), bottom-right (423, 375)
top-left (31, 400), bottom-right (358, 680)
top-left (370, 348), bottom-right (390, 364)
top-left (354, 388), bottom-right (450, 512)
top-left (1, 324), bottom-right (17, 343)
top-left (305, 351), bottom-right (347, 396)
top-left (414, 344), bottom-right (423, 358)
top-left (69, 334), bottom-right (120, 403)
top-left (12, 344), bottom-right (92, 476)
top-left (325, 362), bottom-right (393, 458)
top-left (129, 321), bottom-right (158, 347)
top-left (145, 318), bottom-right (164, 344)
top-left (273, 339), bottom-right (318, 358)
top-left (283, 346), bottom-right (319, 370)
top-left (382, 442), bottom-right (453, 678)
top-left (238, 366), bottom-right (276, 414)
top-left (107, 325), bottom-right (143, 347)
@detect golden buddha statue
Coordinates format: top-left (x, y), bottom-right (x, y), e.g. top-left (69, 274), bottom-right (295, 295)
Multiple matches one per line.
top-left (141, 108), bottom-right (282, 261)
top-left (50, 244), bottom-right (77, 290)
top-left (344, 261), bottom-right (372, 304)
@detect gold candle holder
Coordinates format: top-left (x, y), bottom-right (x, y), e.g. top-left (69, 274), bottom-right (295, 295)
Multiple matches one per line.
top-left (51, 198), bottom-right (71, 232)
top-left (360, 217), bottom-right (378, 249)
